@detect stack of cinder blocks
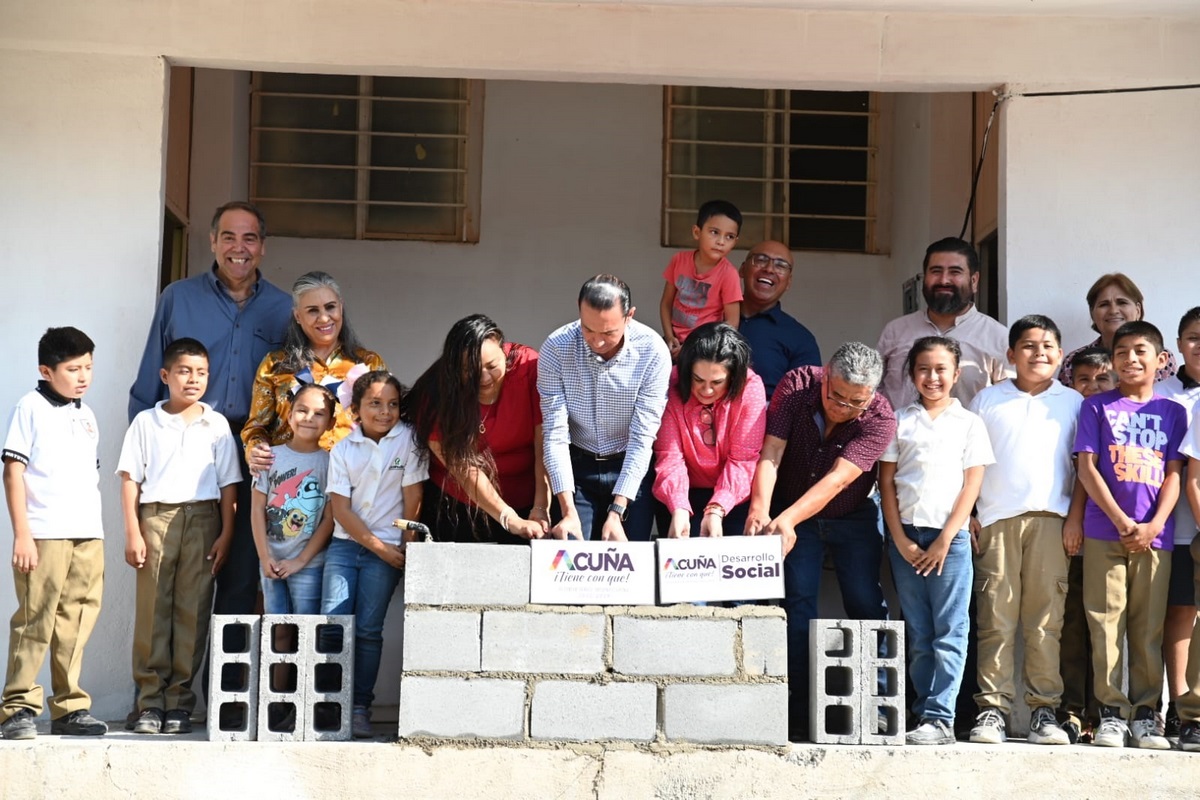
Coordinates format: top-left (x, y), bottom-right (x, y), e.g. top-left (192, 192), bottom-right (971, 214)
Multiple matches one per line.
top-left (208, 613), bottom-right (354, 742)
top-left (809, 618), bottom-right (905, 745)
top-left (398, 542), bottom-right (789, 747)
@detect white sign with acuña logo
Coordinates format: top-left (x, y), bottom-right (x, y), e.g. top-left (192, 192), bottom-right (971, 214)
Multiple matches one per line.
top-left (529, 540), bottom-right (656, 605)
top-left (657, 536), bottom-right (785, 603)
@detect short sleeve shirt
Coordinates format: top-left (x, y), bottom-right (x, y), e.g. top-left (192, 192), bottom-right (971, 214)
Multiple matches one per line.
top-left (117, 402), bottom-right (242, 504)
top-left (663, 251), bottom-right (743, 343)
top-left (2, 386), bottom-right (103, 539)
top-left (253, 445), bottom-right (330, 565)
top-left (881, 399), bottom-right (994, 529)
top-left (328, 421), bottom-right (428, 545)
top-left (766, 366), bottom-right (896, 518)
top-left (1074, 389), bottom-right (1188, 549)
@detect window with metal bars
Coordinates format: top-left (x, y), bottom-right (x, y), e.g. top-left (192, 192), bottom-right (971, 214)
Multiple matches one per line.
top-left (250, 72), bottom-right (483, 241)
top-left (663, 87), bottom-right (879, 253)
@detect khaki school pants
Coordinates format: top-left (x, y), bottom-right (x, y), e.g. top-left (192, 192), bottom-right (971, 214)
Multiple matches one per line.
top-left (1083, 536), bottom-right (1170, 718)
top-left (1, 538), bottom-right (104, 721)
top-left (133, 501), bottom-right (219, 714)
top-left (973, 513), bottom-right (1069, 715)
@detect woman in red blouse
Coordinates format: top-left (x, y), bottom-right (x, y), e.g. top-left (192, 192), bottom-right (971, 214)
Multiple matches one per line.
top-left (406, 314), bottom-right (550, 543)
top-left (653, 322), bottom-right (767, 538)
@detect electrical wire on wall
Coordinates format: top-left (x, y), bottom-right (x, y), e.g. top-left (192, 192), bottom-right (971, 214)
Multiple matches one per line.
top-left (957, 82), bottom-right (1200, 242)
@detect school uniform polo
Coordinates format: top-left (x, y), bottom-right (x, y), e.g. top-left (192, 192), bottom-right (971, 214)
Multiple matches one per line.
top-left (117, 401), bottom-right (242, 503)
top-left (328, 422), bottom-right (427, 546)
top-left (1, 382), bottom-right (104, 721)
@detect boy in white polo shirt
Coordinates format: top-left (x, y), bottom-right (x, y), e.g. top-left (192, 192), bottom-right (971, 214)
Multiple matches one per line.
top-left (967, 315), bottom-right (1083, 746)
top-left (1, 327), bottom-right (107, 740)
top-left (118, 337), bottom-right (241, 735)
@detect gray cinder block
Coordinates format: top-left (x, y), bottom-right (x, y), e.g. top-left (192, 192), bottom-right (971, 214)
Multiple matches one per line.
top-left (741, 615), bottom-right (788, 677)
top-left (613, 616), bottom-right (736, 677)
top-left (397, 676), bottom-right (526, 740)
top-left (481, 611), bottom-right (604, 674)
top-left (303, 615), bottom-right (354, 742)
top-left (530, 681), bottom-right (657, 742)
top-left (859, 620), bottom-right (905, 746)
top-left (664, 683), bottom-right (788, 746)
top-left (403, 609), bottom-right (481, 672)
top-left (207, 615), bottom-right (261, 742)
top-left (404, 542), bottom-right (531, 606)
top-left (809, 619), bottom-right (862, 745)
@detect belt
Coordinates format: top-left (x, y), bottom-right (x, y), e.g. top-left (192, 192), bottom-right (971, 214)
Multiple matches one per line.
top-left (569, 444), bottom-right (625, 462)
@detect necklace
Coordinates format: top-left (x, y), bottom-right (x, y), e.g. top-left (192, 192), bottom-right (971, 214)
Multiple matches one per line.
top-left (479, 402), bottom-right (496, 434)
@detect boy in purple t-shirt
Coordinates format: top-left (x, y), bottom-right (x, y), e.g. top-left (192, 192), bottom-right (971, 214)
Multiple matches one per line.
top-left (1075, 321), bottom-right (1188, 750)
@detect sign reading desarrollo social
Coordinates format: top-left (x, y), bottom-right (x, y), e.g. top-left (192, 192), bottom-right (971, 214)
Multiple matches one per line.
top-left (529, 540), bottom-right (656, 605)
top-left (657, 536), bottom-right (784, 603)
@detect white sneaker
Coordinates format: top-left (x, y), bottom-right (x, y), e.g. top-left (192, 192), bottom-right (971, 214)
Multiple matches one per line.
top-left (1027, 706), bottom-right (1070, 745)
top-left (1093, 714), bottom-right (1129, 748)
top-left (1130, 710), bottom-right (1170, 750)
top-left (969, 708), bottom-right (1007, 744)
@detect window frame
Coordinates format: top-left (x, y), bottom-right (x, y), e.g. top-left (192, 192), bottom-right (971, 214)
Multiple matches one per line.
top-left (249, 73), bottom-right (484, 243)
top-left (661, 87), bottom-right (891, 254)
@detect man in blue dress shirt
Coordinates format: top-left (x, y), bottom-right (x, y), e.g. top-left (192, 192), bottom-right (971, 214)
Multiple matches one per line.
top-left (538, 274), bottom-right (671, 542)
top-left (738, 241), bottom-right (821, 399)
top-left (129, 201), bottom-right (292, 617)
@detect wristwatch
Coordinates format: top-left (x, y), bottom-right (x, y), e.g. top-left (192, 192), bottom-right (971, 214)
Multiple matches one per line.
top-left (607, 502), bottom-right (628, 521)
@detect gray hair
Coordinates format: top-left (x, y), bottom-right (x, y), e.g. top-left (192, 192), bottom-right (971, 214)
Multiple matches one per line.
top-left (273, 271), bottom-right (367, 373)
top-left (827, 342), bottom-right (884, 390)
top-left (578, 274), bottom-right (632, 316)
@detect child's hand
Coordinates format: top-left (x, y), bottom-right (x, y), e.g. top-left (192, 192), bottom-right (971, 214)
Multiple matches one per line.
top-left (12, 537), bottom-right (38, 574)
top-left (894, 539), bottom-right (924, 567)
top-left (665, 335), bottom-right (681, 358)
top-left (914, 537), bottom-right (951, 577)
top-left (260, 557), bottom-right (280, 580)
top-left (1121, 522), bottom-right (1160, 553)
top-left (125, 532), bottom-right (147, 569)
top-left (208, 533), bottom-right (233, 576)
top-left (274, 558), bottom-right (307, 579)
top-left (1062, 518), bottom-right (1083, 557)
top-left (969, 516), bottom-right (982, 555)
top-left (380, 543), bottom-right (407, 570)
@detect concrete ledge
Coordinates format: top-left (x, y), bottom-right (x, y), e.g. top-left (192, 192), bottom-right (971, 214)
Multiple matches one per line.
top-left (0, 734), bottom-right (1195, 800)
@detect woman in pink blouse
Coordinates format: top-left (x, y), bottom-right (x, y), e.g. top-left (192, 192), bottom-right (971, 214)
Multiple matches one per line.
top-left (653, 322), bottom-right (767, 537)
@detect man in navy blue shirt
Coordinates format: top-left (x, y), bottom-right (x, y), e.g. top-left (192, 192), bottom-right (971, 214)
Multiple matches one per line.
top-left (129, 202), bottom-right (292, 620)
top-left (738, 241), bottom-right (821, 399)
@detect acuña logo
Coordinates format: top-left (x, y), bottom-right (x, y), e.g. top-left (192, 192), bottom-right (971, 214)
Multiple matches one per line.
top-left (662, 556), bottom-right (717, 571)
top-left (551, 548), bottom-right (635, 572)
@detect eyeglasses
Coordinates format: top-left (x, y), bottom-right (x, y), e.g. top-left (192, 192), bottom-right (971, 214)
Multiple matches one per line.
top-left (747, 253), bottom-right (793, 274)
top-left (698, 404), bottom-right (717, 447)
top-left (824, 381), bottom-right (873, 414)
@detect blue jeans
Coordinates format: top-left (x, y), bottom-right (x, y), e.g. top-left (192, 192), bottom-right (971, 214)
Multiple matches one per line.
top-left (569, 446), bottom-right (655, 541)
top-left (781, 500), bottom-right (888, 727)
top-left (320, 538), bottom-right (402, 708)
top-left (261, 561), bottom-right (325, 615)
top-left (889, 525), bottom-right (972, 724)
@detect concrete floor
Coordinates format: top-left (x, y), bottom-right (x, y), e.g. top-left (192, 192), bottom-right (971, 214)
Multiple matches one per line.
top-left (1, 725), bottom-right (1198, 799)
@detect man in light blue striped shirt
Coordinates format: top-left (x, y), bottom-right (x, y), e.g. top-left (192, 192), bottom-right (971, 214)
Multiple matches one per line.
top-left (538, 275), bottom-right (671, 541)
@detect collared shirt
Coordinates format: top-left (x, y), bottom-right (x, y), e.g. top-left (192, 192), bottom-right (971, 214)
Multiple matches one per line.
top-left (766, 366), bottom-right (896, 519)
top-left (1156, 369), bottom-right (1200, 544)
top-left (881, 399), bottom-right (994, 529)
top-left (117, 401), bottom-right (242, 504)
top-left (538, 317), bottom-right (671, 499)
top-left (128, 265), bottom-right (293, 423)
top-left (1060, 336), bottom-right (1177, 388)
top-left (876, 305), bottom-right (1012, 410)
top-left (970, 379), bottom-right (1082, 528)
top-left (2, 384), bottom-right (103, 539)
top-left (328, 421), bottom-right (427, 546)
top-left (739, 303), bottom-right (821, 399)
top-left (653, 369), bottom-right (767, 514)
top-left (241, 346), bottom-right (386, 456)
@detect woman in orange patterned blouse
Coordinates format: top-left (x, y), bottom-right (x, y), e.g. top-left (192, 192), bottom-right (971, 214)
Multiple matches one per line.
top-left (242, 271), bottom-right (386, 474)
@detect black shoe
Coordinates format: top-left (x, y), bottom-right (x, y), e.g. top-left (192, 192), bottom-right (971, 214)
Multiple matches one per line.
top-left (133, 708), bottom-right (164, 735)
top-left (1, 708), bottom-right (37, 740)
top-left (50, 709), bottom-right (107, 736)
top-left (1165, 702), bottom-right (1182, 739)
top-left (162, 709), bottom-right (192, 735)
top-left (1062, 718), bottom-right (1081, 744)
top-left (123, 708), bottom-right (140, 731)
top-left (1180, 721), bottom-right (1200, 752)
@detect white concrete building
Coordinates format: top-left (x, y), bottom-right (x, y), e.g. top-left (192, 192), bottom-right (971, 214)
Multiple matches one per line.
top-left (2, 1), bottom-right (1199, 722)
